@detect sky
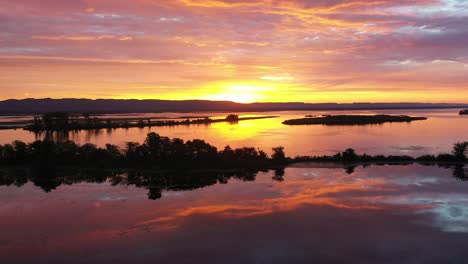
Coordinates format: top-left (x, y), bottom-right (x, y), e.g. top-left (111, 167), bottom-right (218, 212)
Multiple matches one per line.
top-left (0, 0), bottom-right (467, 103)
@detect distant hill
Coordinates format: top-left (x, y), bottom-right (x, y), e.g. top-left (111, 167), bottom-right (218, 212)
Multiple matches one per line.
top-left (0, 98), bottom-right (467, 114)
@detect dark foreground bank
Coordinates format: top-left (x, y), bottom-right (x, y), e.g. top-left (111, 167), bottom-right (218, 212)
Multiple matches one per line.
top-left (0, 133), bottom-right (467, 170)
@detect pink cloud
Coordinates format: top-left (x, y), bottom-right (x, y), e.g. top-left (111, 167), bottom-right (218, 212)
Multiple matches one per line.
top-left (0, 0), bottom-right (467, 101)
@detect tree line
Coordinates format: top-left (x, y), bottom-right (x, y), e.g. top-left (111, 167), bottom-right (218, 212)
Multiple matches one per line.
top-left (0, 133), bottom-right (466, 169)
top-left (294, 142), bottom-right (468, 164)
top-left (0, 132), bottom-right (287, 169)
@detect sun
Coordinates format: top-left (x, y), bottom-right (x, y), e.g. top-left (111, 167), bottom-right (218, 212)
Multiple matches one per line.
top-left (204, 83), bottom-right (269, 103)
top-left (206, 93), bottom-right (259, 104)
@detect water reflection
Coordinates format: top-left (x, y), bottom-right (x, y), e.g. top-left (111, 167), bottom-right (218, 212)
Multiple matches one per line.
top-left (1, 165), bottom-right (466, 199)
top-left (453, 164), bottom-right (468, 181)
top-left (34, 129), bottom-right (110, 143)
top-left (0, 167), bottom-right (269, 199)
top-left (1, 164), bottom-right (468, 263)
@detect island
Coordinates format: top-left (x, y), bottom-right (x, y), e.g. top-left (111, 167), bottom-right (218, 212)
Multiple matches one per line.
top-left (460, 110), bottom-right (468, 115)
top-left (282, 115), bottom-right (427, 126)
top-left (20, 112), bottom-right (278, 132)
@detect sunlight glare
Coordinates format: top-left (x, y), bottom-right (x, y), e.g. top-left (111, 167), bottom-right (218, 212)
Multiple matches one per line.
top-left (204, 83), bottom-right (271, 103)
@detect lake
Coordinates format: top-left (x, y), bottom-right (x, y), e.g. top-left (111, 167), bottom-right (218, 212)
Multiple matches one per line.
top-left (0, 109), bottom-right (467, 157)
top-left (1, 164), bottom-right (468, 263)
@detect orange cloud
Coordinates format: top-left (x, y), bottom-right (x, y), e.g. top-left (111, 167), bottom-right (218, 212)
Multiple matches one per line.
top-left (0, 0), bottom-right (467, 102)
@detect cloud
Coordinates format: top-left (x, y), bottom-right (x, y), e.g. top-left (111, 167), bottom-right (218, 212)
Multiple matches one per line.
top-left (0, 0), bottom-right (467, 101)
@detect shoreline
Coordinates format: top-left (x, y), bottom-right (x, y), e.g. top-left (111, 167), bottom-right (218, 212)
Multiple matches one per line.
top-left (1, 160), bottom-right (466, 170)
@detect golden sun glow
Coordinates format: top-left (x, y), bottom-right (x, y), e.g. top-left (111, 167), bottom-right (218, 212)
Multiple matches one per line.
top-left (204, 83), bottom-right (271, 103)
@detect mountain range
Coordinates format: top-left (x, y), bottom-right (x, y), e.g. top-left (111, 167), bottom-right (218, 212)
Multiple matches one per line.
top-left (0, 98), bottom-right (466, 114)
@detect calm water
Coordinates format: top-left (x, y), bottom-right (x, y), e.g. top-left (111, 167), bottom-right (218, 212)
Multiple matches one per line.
top-left (1, 109), bottom-right (467, 156)
top-left (1, 164), bottom-right (468, 263)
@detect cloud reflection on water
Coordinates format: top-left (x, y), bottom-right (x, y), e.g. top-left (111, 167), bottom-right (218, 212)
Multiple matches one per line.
top-left (1, 164), bottom-right (468, 263)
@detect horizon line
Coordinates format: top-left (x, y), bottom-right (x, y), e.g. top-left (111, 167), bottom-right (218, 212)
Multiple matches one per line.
top-left (1, 98), bottom-right (468, 105)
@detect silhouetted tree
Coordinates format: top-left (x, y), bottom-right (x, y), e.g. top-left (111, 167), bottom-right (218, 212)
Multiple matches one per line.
top-left (0, 145), bottom-right (4, 162)
top-left (186, 139), bottom-right (217, 161)
top-left (144, 132), bottom-right (164, 159)
top-left (437, 153), bottom-right (456, 162)
top-left (258, 150), bottom-right (268, 160)
top-left (342, 148), bottom-right (358, 163)
top-left (220, 146), bottom-right (235, 162)
top-left (56, 140), bottom-right (79, 160)
top-left (453, 142), bottom-right (468, 161)
top-left (42, 112), bottom-right (70, 130)
top-left (125, 142), bottom-right (143, 161)
top-left (226, 114), bottom-right (239, 123)
top-left (272, 146), bottom-right (286, 163)
top-left (78, 143), bottom-right (98, 161)
top-left (170, 138), bottom-right (186, 160)
top-left (105, 144), bottom-right (122, 160)
top-left (2, 144), bottom-right (15, 162)
top-left (12, 141), bottom-right (27, 161)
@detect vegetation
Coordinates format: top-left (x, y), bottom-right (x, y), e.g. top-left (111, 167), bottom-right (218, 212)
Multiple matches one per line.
top-left (0, 132), bottom-right (287, 170)
top-left (0, 135), bottom-right (466, 199)
top-left (283, 115), bottom-right (427, 126)
top-left (24, 112), bottom-right (277, 132)
top-left (226, 114), bottom-right (239, 122)
top-left (453, 142), bottom-right (468, 161)
top-left (0, 132), bottom-right (466, 170)
top-left (460, 109), bottom-right (468, 115)
top-left (291, 142), bottom-right (467, 164)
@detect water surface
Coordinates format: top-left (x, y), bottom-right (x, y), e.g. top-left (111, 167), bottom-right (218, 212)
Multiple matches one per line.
top-left (0, 109), bottom-right (467, 156)
top-left (1, 164), bottom-right (468, 263)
